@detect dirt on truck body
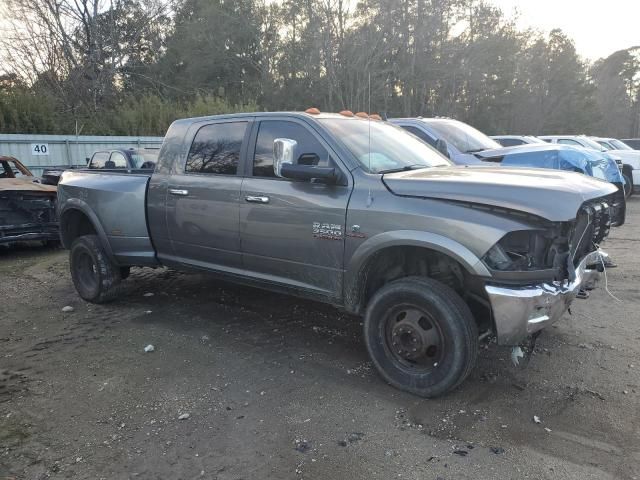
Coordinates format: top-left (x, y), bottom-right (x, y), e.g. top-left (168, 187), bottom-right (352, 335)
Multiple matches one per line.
top-left (0, 156), bottom-right (59, 244)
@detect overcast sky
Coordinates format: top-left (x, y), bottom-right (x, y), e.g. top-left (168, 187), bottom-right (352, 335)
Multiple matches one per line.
top-left (490, 0), bottom-right (639, 60)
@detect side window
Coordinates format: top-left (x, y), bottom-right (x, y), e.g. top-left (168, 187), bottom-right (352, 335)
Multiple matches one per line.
top-left (558, 139), bottom-right (581, 146)
top-left (401, 125), bottom-right (437, 147)
top-left (253, 120), bottom-right (330, 178)
top-left (90, 152), bottom-right (109, 169)
top-left (109, 152), bottom-right (128, 168)
top-left (186, 122), bottom-right (247, 175)
top-left (500, 138), bottom-right (524, 147)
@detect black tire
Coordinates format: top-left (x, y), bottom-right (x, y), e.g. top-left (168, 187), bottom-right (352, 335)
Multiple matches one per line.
top-left (364, 276), bottom-right (478, 397)
top-left (69, 235), bottom-right (122, 303)
top-left (622, 171), bottom-right (633, 198)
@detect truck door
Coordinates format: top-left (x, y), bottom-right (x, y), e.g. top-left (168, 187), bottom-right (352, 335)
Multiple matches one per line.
top-left (165, 120), bottom-right (250, 270)
top-left (239, 118), bottom-right (351, 299)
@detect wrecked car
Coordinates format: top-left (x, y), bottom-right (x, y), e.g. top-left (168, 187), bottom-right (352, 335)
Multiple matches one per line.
top-left (58, 111), bottom-right (617, 397)
top-left (0, 156), bottom-right (59, 245)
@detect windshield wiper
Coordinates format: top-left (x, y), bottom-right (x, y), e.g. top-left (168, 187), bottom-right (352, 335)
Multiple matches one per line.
top-left (464, 148), bottom-right (487, 154)
top-left (378, 164), bottom-right (428, 174)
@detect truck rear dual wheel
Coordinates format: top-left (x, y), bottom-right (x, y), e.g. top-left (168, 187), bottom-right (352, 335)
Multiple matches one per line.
top-left (364, 277), bottom-right (478, 397)
top-left (70, 235), bottom-right (123, 303)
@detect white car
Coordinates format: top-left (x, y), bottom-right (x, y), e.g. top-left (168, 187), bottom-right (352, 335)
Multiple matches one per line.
top-left (540, 135), bottom-right (639, 196)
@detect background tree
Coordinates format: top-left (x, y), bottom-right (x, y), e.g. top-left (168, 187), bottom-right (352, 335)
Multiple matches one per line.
top-left (0, 0), bottom-right (636, 137)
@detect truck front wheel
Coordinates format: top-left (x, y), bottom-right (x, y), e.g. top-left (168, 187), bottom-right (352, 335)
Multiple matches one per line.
top-left (70, 235), bottom-right (122, 303)
top-left (364, 277), bottom-right (478, 397)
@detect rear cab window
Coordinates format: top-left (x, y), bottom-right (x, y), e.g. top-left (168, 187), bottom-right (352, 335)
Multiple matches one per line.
top-left (185, 122), bottom-right (248, 175)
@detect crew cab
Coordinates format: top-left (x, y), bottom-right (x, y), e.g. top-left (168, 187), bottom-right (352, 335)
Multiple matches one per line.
top-left (58, 111), bottom-right (618, 397)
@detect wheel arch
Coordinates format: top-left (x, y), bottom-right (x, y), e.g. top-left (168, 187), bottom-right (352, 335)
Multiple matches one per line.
top-left (60, 199), bottom-right (115, 260)
top-left (343, 230), bottom-right (489, 314)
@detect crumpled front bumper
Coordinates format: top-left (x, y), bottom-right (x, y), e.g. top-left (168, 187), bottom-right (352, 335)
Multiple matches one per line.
top-left (485, 249), bottom-right (605, 345)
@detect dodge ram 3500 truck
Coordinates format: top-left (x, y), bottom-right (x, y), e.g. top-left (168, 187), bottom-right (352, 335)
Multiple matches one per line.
top-left (57, 111), bottom-right (619, 397)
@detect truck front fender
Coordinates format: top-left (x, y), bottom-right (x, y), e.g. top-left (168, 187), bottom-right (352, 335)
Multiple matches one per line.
top-left (343, 230), bottom-right (490, 313)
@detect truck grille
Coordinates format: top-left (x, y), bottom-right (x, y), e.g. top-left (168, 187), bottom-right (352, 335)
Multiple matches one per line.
top-left (570, 198), bottom-right (614, 265)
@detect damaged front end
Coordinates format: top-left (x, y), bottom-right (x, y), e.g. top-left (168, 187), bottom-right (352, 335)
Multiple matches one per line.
top-left (0, 190), bottom-right (59, 244)
top-left (482, 197), bottom-right (613, 345)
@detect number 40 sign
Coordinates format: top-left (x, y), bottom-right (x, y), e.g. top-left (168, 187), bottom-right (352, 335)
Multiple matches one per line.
top-left (31, 143), bottom-right (49, 156)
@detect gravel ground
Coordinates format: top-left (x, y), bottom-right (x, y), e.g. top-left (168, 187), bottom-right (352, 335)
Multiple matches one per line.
top-left (1, 199), bottom-right (639, 480)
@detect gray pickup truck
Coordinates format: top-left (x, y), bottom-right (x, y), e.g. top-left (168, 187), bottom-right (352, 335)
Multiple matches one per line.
top-left (57, 111), bottom-right (618, 397)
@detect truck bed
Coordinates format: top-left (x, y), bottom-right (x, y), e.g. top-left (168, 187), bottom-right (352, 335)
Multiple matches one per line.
top-left (57, 170), bottom-right (158, 266)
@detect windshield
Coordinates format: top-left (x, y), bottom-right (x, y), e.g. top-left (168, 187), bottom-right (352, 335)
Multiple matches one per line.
top-left (129, 150), bottom-right (159, 169)
top-left (596, 140), bottom-right (614, 150)
top-left (579, 137), bottom-right (608, 152)
top-left (422, 119), bottom-right (502, 153)
top-left (319, 118), bottom-right (451, 173)
top-left (610, 139), bottom-right (633, 150)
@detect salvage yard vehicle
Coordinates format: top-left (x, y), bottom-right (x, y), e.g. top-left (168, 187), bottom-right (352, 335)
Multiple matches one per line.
top-left (389, 117), bottom-right (501, 164)
top-left (540, 135), bottom-right (639, 196)
top-left (87, 148), bottom-right (159, 170)
top-left (0, 156), bottom-right (58, 244)
top-left (58, 111), bottom-right (619, 397)
top-left (477, 144), bottom-right (627, 220)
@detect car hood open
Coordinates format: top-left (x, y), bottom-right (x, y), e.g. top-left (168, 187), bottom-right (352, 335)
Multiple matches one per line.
top-left (382, 166), bottom-right (617, 222)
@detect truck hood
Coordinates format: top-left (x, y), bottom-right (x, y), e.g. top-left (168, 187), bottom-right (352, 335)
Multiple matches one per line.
top-left (382, 166), bottom-right (617, 222)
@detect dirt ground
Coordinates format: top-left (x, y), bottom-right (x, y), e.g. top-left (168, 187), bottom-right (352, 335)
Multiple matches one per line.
top-left (1, 201), bottom-right (640, 480)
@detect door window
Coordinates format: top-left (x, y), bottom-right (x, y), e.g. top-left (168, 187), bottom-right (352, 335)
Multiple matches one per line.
top-left (499, 138), bottom-right (525, 147)
top-left (186, 122), bottom-right (247, 175)
top-left (109, 152), bottom-right (128, 168)
top-left (253, 121), bottom-right (330, 178)
top-left (558, 139), bottom-right (581, 146)
top-left (90, 152), bottom-right (109, 169)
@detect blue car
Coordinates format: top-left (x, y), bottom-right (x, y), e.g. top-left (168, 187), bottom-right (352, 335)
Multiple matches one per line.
top-left (477, 144), bottom-right (626, 226)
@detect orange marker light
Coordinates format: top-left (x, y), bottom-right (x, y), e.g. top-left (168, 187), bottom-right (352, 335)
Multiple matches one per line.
top-left (305, 107), bottom-right (321, 114)
top-left (369, 114), bottom-right (382, 121)
top-left (339, 110), bottom-right (354, 117)
top-left (355, 112), bottom-right (369, 118)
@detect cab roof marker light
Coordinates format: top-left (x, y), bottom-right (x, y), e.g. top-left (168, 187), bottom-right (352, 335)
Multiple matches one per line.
top-left (339, 110), bottom-right (354, 117)
top-left (355, 112), bottom-right (369, 118)
top-left (305, 107), bottom-right (321, 115)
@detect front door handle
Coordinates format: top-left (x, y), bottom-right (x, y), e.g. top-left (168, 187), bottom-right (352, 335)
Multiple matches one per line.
top-left (169, 188), bottom-right (189, 196)
top-left (245, 195), bottom-right (270, 204)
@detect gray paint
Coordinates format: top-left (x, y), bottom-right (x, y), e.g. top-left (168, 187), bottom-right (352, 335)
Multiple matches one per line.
top-left (58, 111), bottom-right (617, 345)
top-left (382, 165), bottom-right (616, 222)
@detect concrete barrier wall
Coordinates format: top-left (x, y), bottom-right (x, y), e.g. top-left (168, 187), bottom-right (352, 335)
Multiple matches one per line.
top-left (0, 134), bottom-right (164, 176)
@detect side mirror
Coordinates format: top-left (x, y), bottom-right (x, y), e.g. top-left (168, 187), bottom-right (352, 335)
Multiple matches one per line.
top-left (435, 139), bottom-right (450, 158)
top-left (273, 138), bottom-right (297, 177)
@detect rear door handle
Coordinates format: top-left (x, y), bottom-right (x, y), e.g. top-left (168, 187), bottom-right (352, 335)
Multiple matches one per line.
top-left (245, 195), bottom-right (270, 204)
top-left (169, 188), bottom-right (189, 196)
